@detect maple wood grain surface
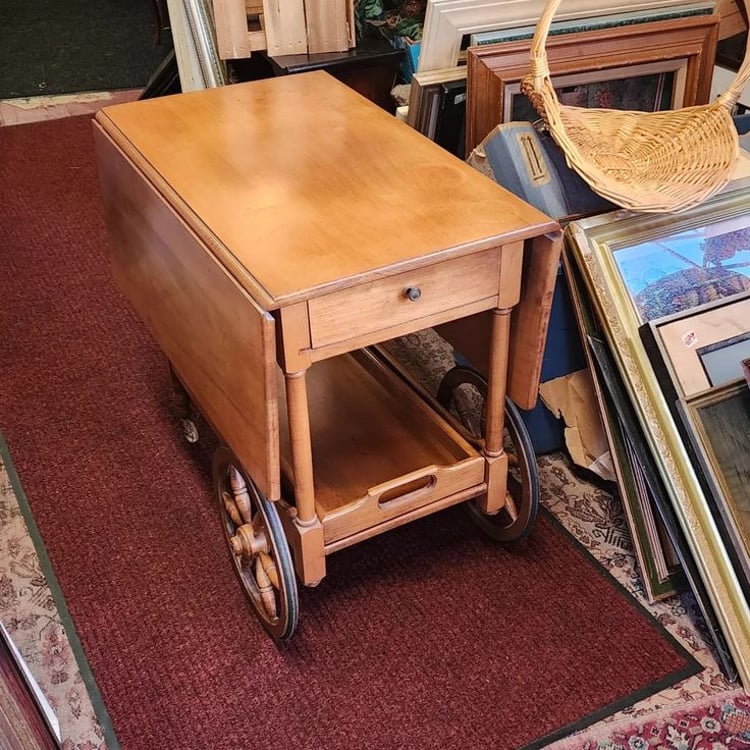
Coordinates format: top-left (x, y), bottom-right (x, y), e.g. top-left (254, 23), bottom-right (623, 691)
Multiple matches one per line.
top-left (96, 71), bottom-right (555, 308)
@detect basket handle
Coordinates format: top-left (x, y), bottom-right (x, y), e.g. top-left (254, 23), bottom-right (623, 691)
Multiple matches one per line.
top-left (530, 0), bottom-right (750, 111)
top-left (528, 0), bottom-right (564, 87)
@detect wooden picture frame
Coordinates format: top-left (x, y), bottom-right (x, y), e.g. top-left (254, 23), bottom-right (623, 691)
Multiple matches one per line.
top-left (565, 178), bottom-right (750, 689)
top-left (716, 0), bottom-right (749, 39)
top-left (586, 330), bottom-right (740, 680)
top-left (642, 293), bottom-right (750, 400)
top-left (466, 11), bottom-right (719, 152)
top-left (418, 0), bottom-right (694, 73)
top-left (500, 59), bottom-right (687, 124)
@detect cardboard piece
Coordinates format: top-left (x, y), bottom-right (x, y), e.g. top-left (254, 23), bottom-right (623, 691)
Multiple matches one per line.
top-left (539, 368), bottom-right (614, 482)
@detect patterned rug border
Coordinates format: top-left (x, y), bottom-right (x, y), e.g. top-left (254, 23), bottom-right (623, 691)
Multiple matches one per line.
top-left (523, 510), bottom-right (703, 750)
top-left (0, 431), bottom-right (121, 750)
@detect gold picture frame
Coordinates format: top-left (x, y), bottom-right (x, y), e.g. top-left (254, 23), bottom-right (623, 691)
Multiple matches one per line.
top-left (678, 381), bottom-right (750, 592)
top-left (566, 178), bottom-right (750, 689)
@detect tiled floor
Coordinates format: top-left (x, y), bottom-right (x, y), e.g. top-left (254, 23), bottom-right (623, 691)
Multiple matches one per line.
top-left (0, 89), bottom-right (140, 126)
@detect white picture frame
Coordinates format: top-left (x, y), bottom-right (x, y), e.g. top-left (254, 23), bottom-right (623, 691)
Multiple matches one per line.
top-left (418, 0), bottom-right (705, 72)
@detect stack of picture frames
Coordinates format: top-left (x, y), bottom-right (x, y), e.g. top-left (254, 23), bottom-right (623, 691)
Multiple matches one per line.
top-left (406, 1), bottom-right (750, 688)
top-left (565, 176), bottom-right (750, 690)
top-left (408, 1), bottom-right (718, 158)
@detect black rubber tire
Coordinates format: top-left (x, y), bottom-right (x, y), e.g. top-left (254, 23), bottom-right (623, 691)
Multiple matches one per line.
top-left (437, 365), bottom-right (540, 541)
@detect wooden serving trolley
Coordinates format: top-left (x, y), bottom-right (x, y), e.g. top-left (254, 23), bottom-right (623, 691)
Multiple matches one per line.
top-left (93, 72), bottom-right (561, 639)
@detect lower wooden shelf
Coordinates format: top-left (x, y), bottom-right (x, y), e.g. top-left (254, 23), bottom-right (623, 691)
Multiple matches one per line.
top-left (278, 348), bottom-right (485, 548)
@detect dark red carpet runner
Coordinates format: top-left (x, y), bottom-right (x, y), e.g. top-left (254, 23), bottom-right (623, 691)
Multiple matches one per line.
top-left (0, 115), bottom-right (698, 750)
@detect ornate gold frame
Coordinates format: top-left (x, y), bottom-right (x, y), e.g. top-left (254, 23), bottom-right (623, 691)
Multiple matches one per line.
top-left (566, 179), bottom-right (750, 689)
top-left (679, 382), bottom-right (750, 588)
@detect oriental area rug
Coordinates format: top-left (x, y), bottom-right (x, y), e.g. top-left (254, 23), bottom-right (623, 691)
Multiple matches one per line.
top-left (0, 113), bottom-right (744, 750)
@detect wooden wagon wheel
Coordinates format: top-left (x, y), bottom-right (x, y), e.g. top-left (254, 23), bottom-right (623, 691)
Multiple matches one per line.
top-left (437, 365), bottom-right (540, 541)
top-left (213, 446), bottom-right (299, 640)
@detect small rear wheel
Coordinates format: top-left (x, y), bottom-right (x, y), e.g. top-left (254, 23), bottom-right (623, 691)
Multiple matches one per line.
top-left (437, 365), bottom-right (540, 541)
top-left (213, 446), bottom-right (299, 640)
top-left (169, 363), bottom-right (199, 443)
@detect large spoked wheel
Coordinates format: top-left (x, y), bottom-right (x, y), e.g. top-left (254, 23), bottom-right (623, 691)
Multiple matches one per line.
top-left (437, 365), bottom-right (540, 542)
top-left (213, 446), bottom-right (299, 640)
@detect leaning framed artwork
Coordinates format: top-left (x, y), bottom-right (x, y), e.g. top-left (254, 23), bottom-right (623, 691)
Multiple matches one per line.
top-left (0, 622), bottom-right (61, 749)
top-left (603, 200), bottom-right (750, 325)
top-left (465, 11), bottom-right (719, 152)
top-left (561, 249), bottom-right (686, 604)
top-left (565, 178), bottom-right (750, 689)
top-left (407, 65), bottom-right (466, 135)
top-left (638, 295), bottom-right (750, 606)
top-left (641, 293), bottom-right (750, 400)
top-left (418, 0), bottom-right (695, 72)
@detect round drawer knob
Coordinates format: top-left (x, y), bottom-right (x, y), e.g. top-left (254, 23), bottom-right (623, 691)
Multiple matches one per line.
top-left (405, 287), bottom-right (422, 301)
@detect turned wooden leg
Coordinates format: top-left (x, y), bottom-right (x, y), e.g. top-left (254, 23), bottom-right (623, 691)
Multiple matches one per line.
top-left (285, 370), bottom-right (317, 527)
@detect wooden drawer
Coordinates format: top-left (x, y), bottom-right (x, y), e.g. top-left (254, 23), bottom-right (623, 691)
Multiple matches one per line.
top-left (307, 247), bottom-right (500, 349)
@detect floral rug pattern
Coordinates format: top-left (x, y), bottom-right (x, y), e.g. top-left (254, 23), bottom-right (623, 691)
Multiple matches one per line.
top-left (0, 328), bottom-right (747, 749)
top-left (0, 448), bottom-right (106, 749)
top-left (554, 690), bottom-right (750, 749)
top-left (539, 453), bottom-right (748, 749)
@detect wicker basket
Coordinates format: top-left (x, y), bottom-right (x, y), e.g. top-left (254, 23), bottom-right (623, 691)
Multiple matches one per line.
top-left (521, 1), bottom-right (750, 213)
